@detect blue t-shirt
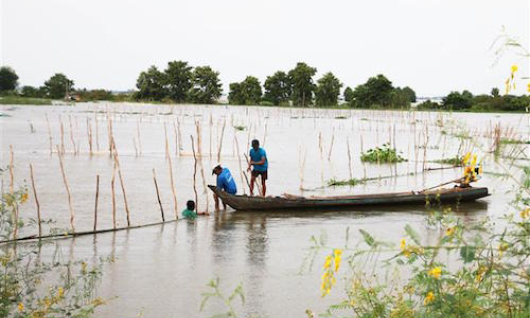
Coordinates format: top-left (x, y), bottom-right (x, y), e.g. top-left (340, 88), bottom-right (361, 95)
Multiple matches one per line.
top-left (216, 168), bottom-right (237, 194)
top-left (250, 148), bottom-right (268, 172)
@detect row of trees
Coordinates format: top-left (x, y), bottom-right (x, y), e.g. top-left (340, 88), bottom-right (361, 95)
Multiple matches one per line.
top-left (134, 61), bottom-right (222, 104)
top-left (0, 66), bottom-right (76, 99)
top-left (417, 88), bottom-right (529, 112)
top-left (344, 74), bottom-right (416, 109)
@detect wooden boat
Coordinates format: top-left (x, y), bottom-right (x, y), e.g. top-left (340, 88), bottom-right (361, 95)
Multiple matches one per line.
top-left (208, 185), bottom-right (489, 211)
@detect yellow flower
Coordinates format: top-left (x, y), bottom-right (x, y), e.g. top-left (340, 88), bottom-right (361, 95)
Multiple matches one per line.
top-left (498, 242), bottom-right (509, 257)
top-left (57, 286), bottom-right (64, 298)
top-left (21, 192), bottom-right (29, 204)
top-left (445, 227), bottom-right (455, 236)
top-left (520, 208), bottom-right (530, 219)
top-left (424, 292), bottom-right (435, 305)
top-left (470, 154), bottom-right (477, 167)
top-left (511, 65), bottom-right (518, 73)
top-left (428, 267), bottom-right (442, 279)
top-left (324, 255), bottom-right (332, 269)
top-left (18, 302), bottom-right (24, 312)
top-left (400, 238), bottom-right (406, 250)
top-left (527, 82), bottom-right (530, 93)
top-left (462, 152), bottom-right (471, 165)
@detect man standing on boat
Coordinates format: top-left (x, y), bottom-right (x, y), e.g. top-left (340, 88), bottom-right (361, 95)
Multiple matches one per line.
top-left (212, 164), bottom-right (237, 211)
top-left (247, 139), bottom-right (268, 197)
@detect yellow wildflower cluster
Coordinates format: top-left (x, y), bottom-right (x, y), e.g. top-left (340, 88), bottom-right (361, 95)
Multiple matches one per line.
top-left (476, 266), bottom-right (488, 283)
top-left (321, 249), bottom-right (342, 297)
top-left (445, 226), bottom-right (455, 237)
top-left (400, 238), bottom-right (423, 258)
top-left (424, 291), bottom-right (435, 305)
top-left (498, 242), bottom-right (509, 257)
top-left (505, 65), bottom-right (518, 94)
top-left (21, 192), bottom-right (29, 204)
top-left (428, 266), bottom-right (442, 279)
top-left (462, 152), bottom-right (481, 184)
top-left (18, 302), bottom-right (24, 312)
top-left (527, 82), bottom-right (530, 93)
top-left (520, 208), bottom-right (529, 219)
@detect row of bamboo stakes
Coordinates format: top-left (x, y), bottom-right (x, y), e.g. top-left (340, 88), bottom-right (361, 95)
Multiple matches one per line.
top-left (3, 105), bottom-right (525, 243)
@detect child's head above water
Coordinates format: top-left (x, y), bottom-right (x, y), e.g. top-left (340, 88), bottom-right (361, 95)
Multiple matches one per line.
top-left (186, 200), bottom-right (195, 211)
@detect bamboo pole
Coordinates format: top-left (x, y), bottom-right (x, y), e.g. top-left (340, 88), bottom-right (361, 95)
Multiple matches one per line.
top-left (112, 140), bottom-right (131, 227)
top-left (244, 153), bottom-right (263, 196)
top-left (56, 146), bottom-right (75, 233)
top-left (68, 115), bottom-right (77, 155)
top-left (94, 175), bottom-right (99, 232)
top-left (328, 129), bottom-right (335, 161)
top-left (217, 119), bottom-right (226, 163)
top-left (111, 161), bottom-right (117, 229)
top-left (45, 113), bottom-right (53, 154)
top-left (152, 169), bottom-right (165, 222)
top-left (136, 120), bottom-right (142, 156)
top-left (164, 123), bottom-right (170, 160)
top-left (234, 135), bottom-right (247, 194)
top-left (190, 136), bottom-right (199, 209)
top-left (95, 112), bottom-right (100, 152)
top-left (9, 146), bottom-right (19, 240)
top-left (195, 121), bottom-right (209, 212)
top-left (347, 136), bottom-right (353, 180)
top-left (60, 118), bottom-right (65, 154)
top-left (29, 164), bottom-right (42, 238)
top-left (87, 118), bottom-right (93, 156)
top-left (167, 150), bottom-right (178, 219)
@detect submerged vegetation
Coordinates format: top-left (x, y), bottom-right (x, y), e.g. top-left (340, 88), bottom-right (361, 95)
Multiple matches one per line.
top-left (431, 156), bottom-right (463, 166)
top-left (360, 144), bottom-right (407, 163)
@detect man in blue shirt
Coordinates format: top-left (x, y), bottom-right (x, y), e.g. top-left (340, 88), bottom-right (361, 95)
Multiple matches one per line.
top-left (212, 164), bottom-right (237, 211)
top-left (247, 139), bottom-right (268, 196)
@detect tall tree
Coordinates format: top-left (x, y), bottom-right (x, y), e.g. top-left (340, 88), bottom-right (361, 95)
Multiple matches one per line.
top-left (43, 73), bottom-right (74, 99)
top-left (343, 86), bottom-right (354, 103)
top-left (135, 66), bottom-right (167, 101)
top-left (315, 72), bottom-right (342, 107)
top-left (442, 90), bottom-right (473, 110)
top-left (21, 86), bottom-right (45, 98)
top-left (164, 60), bottom-right (193, 102)
top-left (350, 74), bottom-right (393, 108)
top-left (188, 66), bottom-right (222, 104)
top-left (229, 76), bottom-right (262, 105)
top-left (0, 66), bottom-right (18, 92)
top-left (401, 86), bottom-right (416, 103)
top-left (263, 71), bottom-right (291, 105)
top-left (288, 62), bottom-right (317, 107)
top-left (491, 87), bottom-right (500, 97)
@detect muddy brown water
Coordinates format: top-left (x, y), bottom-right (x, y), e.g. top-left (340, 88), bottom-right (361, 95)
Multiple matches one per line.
top-left (0, 103), bottom-right (528, 317)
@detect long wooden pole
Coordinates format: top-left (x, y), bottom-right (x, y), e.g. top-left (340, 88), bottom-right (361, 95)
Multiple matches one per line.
top-left (152, 169), bottom-right (165, 222)
top-left (45, 113), bottom-right (53, 155)
top-left (112, 142), bottom-right (131, 227)
top-left (167, 151), bottom-right (178, 219)
top-left (94, 175), bottom-right (99, 232)
top-left (56, 146), bottom-right (75, 233)
top-left (190, 136), bottom-right (199, 210)
top-left (29, 164), bottom-right (42, 238)
top-left (111, 161), bottom-right (117, 229)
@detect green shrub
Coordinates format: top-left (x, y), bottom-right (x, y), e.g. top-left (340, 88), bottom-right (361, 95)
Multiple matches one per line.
top-left (360, 144), bottom-right (407, 163)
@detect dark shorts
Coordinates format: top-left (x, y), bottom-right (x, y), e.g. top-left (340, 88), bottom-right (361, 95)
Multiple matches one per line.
top-left (251, 170), bottom-right (268, 180)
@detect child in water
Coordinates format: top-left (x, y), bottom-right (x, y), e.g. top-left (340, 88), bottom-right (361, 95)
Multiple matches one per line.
top-left (182, 200), bottom-right (208, 220)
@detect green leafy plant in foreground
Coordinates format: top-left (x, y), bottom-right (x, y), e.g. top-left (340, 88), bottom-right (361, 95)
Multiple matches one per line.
top-left (360, 143), bottom-right (407, 164)
top-left (1, 182), bottom-right (110, 317)
top-left (200, 278), bottom-right (247, 318)
top-left (309, 200), bottom-right (530, 318)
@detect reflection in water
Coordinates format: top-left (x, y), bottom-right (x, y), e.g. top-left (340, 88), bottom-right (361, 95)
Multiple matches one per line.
top-left (244, 214), bottom-right (268, 317)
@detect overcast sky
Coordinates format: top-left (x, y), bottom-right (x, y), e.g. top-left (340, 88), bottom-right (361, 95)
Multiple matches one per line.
top-left (1, 0), bottom-right (529, 97)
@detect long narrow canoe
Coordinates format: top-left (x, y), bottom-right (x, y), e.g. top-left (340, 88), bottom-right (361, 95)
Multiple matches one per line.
top-left (208, 185), bottom-right (489, 211)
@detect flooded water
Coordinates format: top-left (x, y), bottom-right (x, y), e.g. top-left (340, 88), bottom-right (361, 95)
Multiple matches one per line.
top-left (1, 103), bottom-right (528, 317)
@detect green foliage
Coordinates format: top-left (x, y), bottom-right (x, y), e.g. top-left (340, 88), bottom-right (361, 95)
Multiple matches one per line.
top-left (165, 60), bottom-right (193, 102)
top-left (0, 96), bottom-right (52, 105)
top-left (76, 89), bottom-right (114, 101)
top-left (0, 66), bottom-right (19, 92)
top-left (343, 86), bottom-right (354, 103)
top-left (491, 87), bottom-right (500, 97)
top-left (389, 87), bottom-right (412, 109)
top-left (288, 62), bottom-right (317, 107)
top-left (327, 178), bottom-right (364, 187)
top-left (442, 90), bottom-right (474, 110)
top-left (228, 76), bottom-right (262, 105)
top-left (200, 278), bottom-right (246, 318)
top-left (417, 92), bottom-right (530, 112)
top-left (402, 86), bottom-right (417, 103)
top-left (20, 85), bottom-right (46, 98)
top-left (315, 72), bottom-right (342, 107)
top-left (43, 73), bottom-right (74, 99)
top-left (134, 66), bottom-right (167, 101)
top-left (1, 185), bottom-right (109, 317)
top-left (350, 74), bottom-right (393, 108)
top-left (188, 66), bottom-right (222, 104)
top-left (360, 143), bottom-right (407, 163)
top-left (431, 156), bottom-right (463, 166)
top-left (263, 71), bottom-right (291, 106)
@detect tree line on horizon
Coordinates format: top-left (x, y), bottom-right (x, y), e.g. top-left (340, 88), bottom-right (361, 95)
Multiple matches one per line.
top-left (1, 64), bottom-right (528, 111)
